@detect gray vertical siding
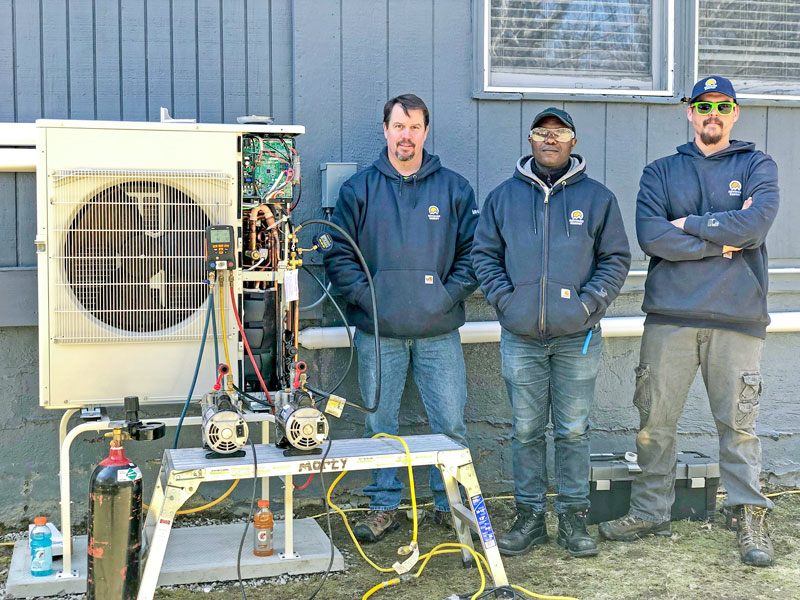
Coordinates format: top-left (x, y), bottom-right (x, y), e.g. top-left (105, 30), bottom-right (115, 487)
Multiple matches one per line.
top-left (0, 0), bottom-right (799, 523)
top-left (2, 0), bottom-right (799, 267)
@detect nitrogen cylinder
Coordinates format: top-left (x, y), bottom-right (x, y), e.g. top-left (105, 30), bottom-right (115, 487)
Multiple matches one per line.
top-left (87, 443), bottom-right (143, 600)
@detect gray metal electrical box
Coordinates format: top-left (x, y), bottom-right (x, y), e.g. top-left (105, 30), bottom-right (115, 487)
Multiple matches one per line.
top-left (320, 162), bottom-right (357, 209)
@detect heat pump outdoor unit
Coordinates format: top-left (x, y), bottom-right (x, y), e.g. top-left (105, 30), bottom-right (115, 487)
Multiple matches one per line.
top-left (35, 119), bottom-right (304, 409)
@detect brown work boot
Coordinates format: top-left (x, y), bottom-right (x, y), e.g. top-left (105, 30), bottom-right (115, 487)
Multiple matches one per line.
top-left (353, 509), bottom-right (400, 543)
top-left (598, 513), bottom-right (672, 541)
top-left (737, 505), bottom-right (774, 567)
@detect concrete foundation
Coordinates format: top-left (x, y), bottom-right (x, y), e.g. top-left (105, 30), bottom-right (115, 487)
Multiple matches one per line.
top-left (6, 519), bottom-right (343, 598)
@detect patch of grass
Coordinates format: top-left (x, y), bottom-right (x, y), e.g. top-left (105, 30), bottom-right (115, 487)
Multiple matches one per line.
top-left (2, 492), bottom-right (798, 600)
top-left (151, 491), bottom-right (799, 600)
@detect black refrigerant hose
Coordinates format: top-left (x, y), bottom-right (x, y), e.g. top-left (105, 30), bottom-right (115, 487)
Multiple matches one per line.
top-left (295, 219), bottom-right (381, 414)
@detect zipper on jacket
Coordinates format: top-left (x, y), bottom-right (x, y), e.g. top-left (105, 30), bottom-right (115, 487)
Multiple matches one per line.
top-left (539, 187), bottom-right (550, 341)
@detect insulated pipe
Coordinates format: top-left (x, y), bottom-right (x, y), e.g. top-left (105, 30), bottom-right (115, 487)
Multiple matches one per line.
top-left (0, 122), bottom-right (36, 146)
top-left (298, 311), bottom-right (800, 349)
top-left (0, 148), bottom-right (36, 172)
top-left (0, 123), bottom-right (36, 172)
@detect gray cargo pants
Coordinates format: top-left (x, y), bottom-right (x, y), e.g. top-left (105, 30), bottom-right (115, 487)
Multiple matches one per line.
top-left (629, 323), bottom-right (773, 523)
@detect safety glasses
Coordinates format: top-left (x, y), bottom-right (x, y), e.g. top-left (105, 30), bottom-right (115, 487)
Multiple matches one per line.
top-left (692, 101), bottom-right (736, 116)
top-left (530, 127), bottom-right (575, 143)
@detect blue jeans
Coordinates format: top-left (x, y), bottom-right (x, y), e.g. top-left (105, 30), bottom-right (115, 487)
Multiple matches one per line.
top-left (500, 328), bottom-right (602, 514)
top-left (354, 328), bottom-right (468, 512)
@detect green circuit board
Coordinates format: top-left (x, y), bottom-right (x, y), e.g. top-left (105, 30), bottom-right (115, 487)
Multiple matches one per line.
top-left (241, 136), bottom-right (294, 201)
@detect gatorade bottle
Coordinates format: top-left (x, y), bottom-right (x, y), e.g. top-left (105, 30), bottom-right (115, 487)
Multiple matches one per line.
top-left (30, 517), bottom-right (53, 577)
top-left (253, 500), bottom-right (274, 556)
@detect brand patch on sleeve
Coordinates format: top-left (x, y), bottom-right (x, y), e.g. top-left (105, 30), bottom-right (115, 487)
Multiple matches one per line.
top-left (561, 288), bottom-right (571, 299)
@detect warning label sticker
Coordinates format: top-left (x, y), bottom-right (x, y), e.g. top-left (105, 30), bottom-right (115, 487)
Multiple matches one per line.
top-left (470, 494), bottom-right (497, 549)
top-left (117, 466), bottom-right (143, 483)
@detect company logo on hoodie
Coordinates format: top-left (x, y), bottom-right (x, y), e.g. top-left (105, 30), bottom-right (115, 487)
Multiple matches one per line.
top-left (705, 78), bottom-right (717, 90)
top-left (728, 180), bottom-right (742, 196)
top-left (568, 210), bottom-right (584, 226)
top-left (428, 206), bottom-right (440, 221)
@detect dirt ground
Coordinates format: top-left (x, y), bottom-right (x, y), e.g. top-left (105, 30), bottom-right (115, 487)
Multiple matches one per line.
top-left (2, 489), bottom-right (798, 600)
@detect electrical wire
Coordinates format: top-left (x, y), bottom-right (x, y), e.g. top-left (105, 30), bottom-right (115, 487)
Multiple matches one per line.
top-left (143, 480), bottom-right (240, 515)
top-left (219, 273), bottom-right (233, 371)
top-left (232, 384), bottom-right (273, 409)
top-left (295, 219), bottom-right (381, 414)
top-left (322, 432), bottom-right (577, 600)
top-left (210, 286), bottom-right (220, 366)
top-left (228, 282), bottom-right (274, 412)
top-left (173, 287), bottom-right (215, 449)
top-left (299, 275), bottom-right (331, 312)
top-left (301, 265), bottom-right (354, 394)
top-left (289, 177), bottom-right (303, 212)
top-left (236, 439), bottom-right (259, 600)
top-left (304, 440), bottom-right (335, 600)
top-left (294, 473), bottom-right (315, 490)
top-left (325, 434), bottom-right (418, 574)
top-left (765, 489), bottom-right (800, 498)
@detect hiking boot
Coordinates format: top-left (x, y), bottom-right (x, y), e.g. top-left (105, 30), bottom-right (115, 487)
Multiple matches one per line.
top-left (557, 510), bottom-right (599, 557)
top-left (497, 508), bottom-right (547, 556)
top-left (598, 513), bottom-right (672, 542)
top-left (737, 505), bottom-right (774, 567)
top-left (353, 510), bottom-right (400, 543)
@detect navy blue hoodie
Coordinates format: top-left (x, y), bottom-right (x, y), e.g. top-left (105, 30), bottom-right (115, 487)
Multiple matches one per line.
top-left (472, 155), bottom-right (631, 339)
top-left (637, 140), bottom-right (780, 338)
top-left (324, 149), bottom-right (479, 338)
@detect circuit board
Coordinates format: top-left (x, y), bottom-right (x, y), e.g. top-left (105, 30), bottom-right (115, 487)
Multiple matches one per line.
top-left (241, 136), bottom-right (295, 202)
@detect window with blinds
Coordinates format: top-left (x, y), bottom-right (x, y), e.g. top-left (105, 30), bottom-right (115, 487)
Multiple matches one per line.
top-left (486, 0), bottom-right (672, 93)
top-left (698, 1), bottom-right (800, 97)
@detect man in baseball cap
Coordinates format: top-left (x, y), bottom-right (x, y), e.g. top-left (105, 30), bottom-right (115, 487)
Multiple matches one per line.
top-left (599, 75), bottom-right (780, 568)
top-left (472, 106), bottom-right (630, 558)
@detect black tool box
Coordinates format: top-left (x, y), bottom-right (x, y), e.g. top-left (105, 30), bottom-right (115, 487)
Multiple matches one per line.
top-left (586, 451), bottom-right (720, 525)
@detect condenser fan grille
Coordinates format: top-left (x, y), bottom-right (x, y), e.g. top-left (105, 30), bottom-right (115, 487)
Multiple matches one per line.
top-left (51, 169), bottom-right (230, 343)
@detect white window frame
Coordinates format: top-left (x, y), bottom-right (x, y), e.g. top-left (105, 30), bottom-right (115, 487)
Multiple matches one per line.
top-left (481, 0), bottom-right (675, 97)
top-left (693, 0), bottom-right (800, 102)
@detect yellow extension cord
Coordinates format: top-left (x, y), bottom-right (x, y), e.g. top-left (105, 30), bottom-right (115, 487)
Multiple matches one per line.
top-left (324, 433), bottom-right (578, 600)
top-left (349, 473), bottom-right (800, 599)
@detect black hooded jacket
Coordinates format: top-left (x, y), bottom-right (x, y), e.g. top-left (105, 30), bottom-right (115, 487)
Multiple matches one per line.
top-left (324, 148), bottom-right (479, 338)
top-left (472, 154), bottom-right (631, 339)
top-left (637, 140), bottom-right (780, 338)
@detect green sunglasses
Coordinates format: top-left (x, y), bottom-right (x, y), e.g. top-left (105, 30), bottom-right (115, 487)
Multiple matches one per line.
top-left (692, 101), bottom-right (736, 115)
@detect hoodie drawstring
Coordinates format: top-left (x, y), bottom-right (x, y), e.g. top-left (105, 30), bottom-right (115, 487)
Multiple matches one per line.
top-left (412, 175), bottom-right (418, 209)
top-left (530, 184), bottom-right (538, 235)
top-left (561, 181), bottom-right (569, 238)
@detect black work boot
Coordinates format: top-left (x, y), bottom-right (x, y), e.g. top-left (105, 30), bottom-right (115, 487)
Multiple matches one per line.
top-left (557, 510), bottom-right (599, 557)
top-left (737, 505), bottom-right (774, 567)
top-left (598, 513), bottom-right (672, 541)
top-left (497, 507), bottom-right (547, 556)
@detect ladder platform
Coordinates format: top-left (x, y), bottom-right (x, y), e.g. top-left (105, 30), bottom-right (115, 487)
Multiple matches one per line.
top-left (160, 433), bottom-right (469, 482)
top-left (137, 434), bottom-right (507, 600)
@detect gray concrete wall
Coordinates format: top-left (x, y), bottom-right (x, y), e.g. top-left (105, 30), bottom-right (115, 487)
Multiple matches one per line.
top-left (0, 0), bottom-right (799, 526)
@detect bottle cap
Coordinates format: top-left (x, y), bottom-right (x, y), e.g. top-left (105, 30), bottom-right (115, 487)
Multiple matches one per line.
top-left (257, 500), bottom-right (270, 508)
top-left (33, 517), bottom-right (46, 526)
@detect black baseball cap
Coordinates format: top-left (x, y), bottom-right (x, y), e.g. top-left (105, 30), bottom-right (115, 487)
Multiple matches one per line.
top-left (530, 107), bottom-right (576, 133)
top-left (688, 76), bottom-right (737, 103)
